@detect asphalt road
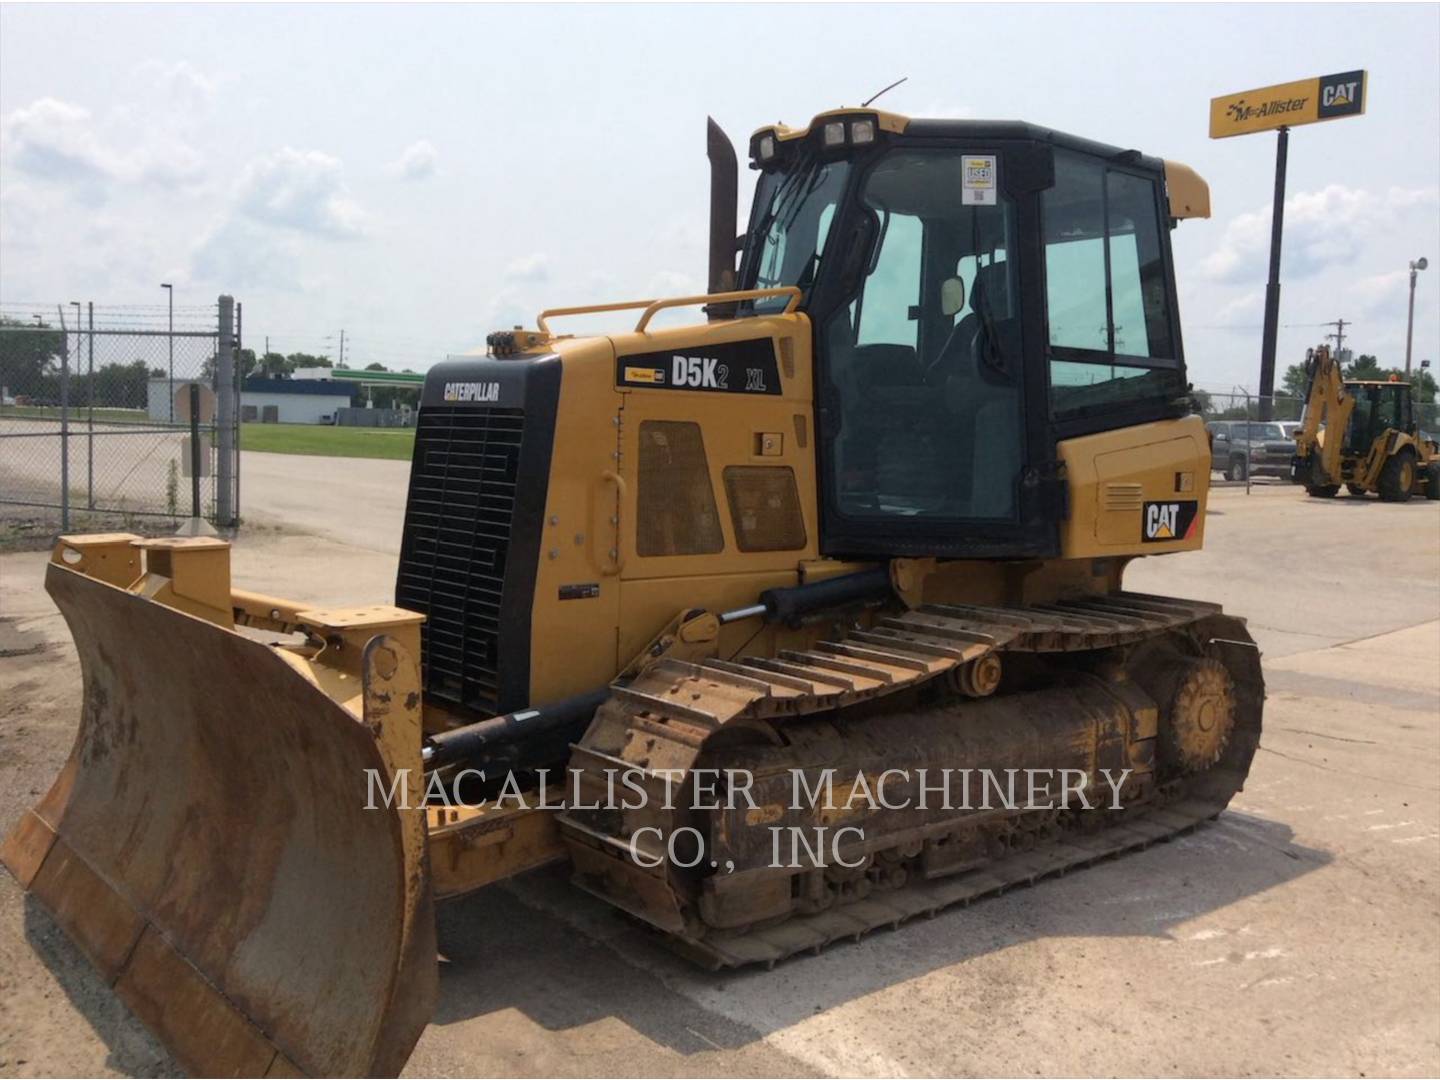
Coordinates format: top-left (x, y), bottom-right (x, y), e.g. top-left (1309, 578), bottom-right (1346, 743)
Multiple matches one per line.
top-left (0, 465), bottom-right (1437, 1078)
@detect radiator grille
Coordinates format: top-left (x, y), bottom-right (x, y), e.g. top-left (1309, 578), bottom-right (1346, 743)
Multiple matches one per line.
top-left (396, 405), bottom-right (525, 712)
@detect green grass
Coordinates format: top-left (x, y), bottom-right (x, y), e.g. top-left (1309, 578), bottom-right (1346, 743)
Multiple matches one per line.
top-left (1, 404), bottom-right (151, 424)
top-left (240, 422), bottom-right (416, 460)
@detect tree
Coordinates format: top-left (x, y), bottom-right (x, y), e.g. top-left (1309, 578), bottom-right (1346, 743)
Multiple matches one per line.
top-left (1280, 363), bottom-right (1311, 398)
top-left (286, 352), bottom-right (331, 370)
top-left (1344, 354), bottom-right (1385, 381)
top-left (201, 347), bottom-right (257, 383)
top-left (1413, 370), bottom-right (1438, 404)
top-left (1341, 353), bottom-right (1437, 403)
top-left (91, 360), bottom-right (152, 407)
top-left (259, 352), bottom-right (291, 378)
top-left (0, 317), bottom-right (66, 398)
top-left (364, 362), bottom-right (388, 372)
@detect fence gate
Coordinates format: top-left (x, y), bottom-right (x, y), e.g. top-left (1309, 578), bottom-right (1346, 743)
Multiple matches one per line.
top-left (0, 295), bottom-right (240, 536)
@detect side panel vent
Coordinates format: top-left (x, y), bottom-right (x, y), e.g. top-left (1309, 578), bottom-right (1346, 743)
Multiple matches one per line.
top-left (636, 421), bottom-right (725, 557)
top-left (723, 466), bottom-right (807, 552)
top-left (1102, 482), bottom-right (1144, 511)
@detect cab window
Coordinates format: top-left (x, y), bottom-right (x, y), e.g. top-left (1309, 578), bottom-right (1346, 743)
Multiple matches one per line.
top-left (1043, 150), bottom-right (1181, 418)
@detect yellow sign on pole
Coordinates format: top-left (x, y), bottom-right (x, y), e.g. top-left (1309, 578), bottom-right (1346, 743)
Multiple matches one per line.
top-left (1209, 70), bottom-right (1366, 138)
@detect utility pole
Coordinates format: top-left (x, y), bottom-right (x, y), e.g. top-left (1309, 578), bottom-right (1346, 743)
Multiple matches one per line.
top-left (339, 329), bottom-right (346, 369)
top-left (1323, 318), bottom-right (1349, 366)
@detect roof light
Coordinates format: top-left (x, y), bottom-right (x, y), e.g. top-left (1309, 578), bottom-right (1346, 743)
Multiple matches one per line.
top-left (758, 134), bottom-right (776, 161)
top-left (823, 121), bottom-right (846, 147)
top-left (850, 118), bottom-right (876, 145)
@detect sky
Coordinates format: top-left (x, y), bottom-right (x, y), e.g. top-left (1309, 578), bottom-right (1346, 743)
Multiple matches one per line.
top-left (1, 2), bottom-right (1437, 392)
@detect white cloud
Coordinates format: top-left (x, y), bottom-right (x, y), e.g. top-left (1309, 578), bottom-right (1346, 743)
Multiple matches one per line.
top-left (1385, 186), bottom-right (1439, 211)
top-left (1212, 290), bottom-right (1264, 327)
top-left (190, 215), bottom-right (302, 291)
top-left (233, 147), bottom-right (367, 238)
top-left (1, 97), bottom-right (130, 185)
top-left (502, 252), bottom-right (550, 284)
top-left (386, 139), bottom-right (438, 181)
top-left (184, 146), bottom-right (370, 290)
top-left (1202, 185), bottom-right (1438, 285)
top-left (0, 180), bottom-right (50, 251)
top-left (1350, 269), bottom-right (1410, 317)
top-left (0, 95), bottom-right (206, 193)
top-left (478, 286), bottom-right (531, 334)
top-left (645, 269), bottom-right (702, 297)
top-left (138, 60), bottom-right (218, 111)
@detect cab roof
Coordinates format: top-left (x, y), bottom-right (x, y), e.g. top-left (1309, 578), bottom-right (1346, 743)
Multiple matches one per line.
top-left (749, 107), bottom-right (1210, 219)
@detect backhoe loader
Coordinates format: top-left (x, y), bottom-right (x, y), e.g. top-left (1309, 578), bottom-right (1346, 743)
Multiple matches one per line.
top-left (3, 110), bottom-right (1263, 1077)
top-left (1290, 343), bottom-right (1440, 500)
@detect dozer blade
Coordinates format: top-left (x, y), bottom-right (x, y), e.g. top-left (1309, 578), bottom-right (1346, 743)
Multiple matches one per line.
top-left (1, 536), bottom-right (436, 1077)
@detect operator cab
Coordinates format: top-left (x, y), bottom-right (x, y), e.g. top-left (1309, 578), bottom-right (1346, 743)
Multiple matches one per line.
top-left (1344, 379), bottom-right (1415, 452)
top-left (731, 110), bottom-right (1206, 558)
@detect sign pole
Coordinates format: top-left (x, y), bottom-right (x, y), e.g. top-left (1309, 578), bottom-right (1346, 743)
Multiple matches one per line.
top-left (1257, 125), bottom-right (1289, 421)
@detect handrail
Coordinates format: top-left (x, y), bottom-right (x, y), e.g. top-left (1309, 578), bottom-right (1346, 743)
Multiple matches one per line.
top-left (536, 299), bottom-right (656, 335)
top-left (634, 287), bottom-right (801, 333)
top-left (535, 286), bottom-right (802, 336)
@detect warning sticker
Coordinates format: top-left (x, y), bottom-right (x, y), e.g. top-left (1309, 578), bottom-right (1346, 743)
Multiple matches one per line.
top-left (961, 155), bottom-right (997, 206)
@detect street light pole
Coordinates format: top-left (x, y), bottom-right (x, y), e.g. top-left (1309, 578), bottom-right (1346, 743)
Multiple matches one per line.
top-left (161, 282), bottom-right (174, 420)
top-left (69, 302), bottom-right (81, 378)
top-left (1405, 258), bottom-right (1428, 378)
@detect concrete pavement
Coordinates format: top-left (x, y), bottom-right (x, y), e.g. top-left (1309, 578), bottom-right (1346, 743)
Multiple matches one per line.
top-left (1, 462), bottom-right (1437, 1078)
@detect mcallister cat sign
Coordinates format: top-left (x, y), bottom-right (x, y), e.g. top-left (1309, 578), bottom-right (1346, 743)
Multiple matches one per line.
top-left (1210, 70), bottom-right (1366, 138)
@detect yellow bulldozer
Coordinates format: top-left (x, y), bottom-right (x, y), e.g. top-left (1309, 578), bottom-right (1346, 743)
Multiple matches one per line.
top-left (3, 109), bottom-right (1263, 1077)
top-left (1290, 343), bottom-right (1440, 500)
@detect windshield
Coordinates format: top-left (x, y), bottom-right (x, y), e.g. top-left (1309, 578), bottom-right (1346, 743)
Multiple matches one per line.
top-left (743, 158), bottom-right (851, 314)
top-left (1247, 423), bottom-right (1285, 440)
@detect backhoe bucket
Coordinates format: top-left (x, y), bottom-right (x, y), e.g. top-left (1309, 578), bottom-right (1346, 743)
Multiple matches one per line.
top-left (1, 535), bottom-right (437, 1077)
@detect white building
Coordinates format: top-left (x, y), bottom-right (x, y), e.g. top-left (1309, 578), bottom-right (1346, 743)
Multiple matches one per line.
top-left (146, 377), bottom-right (358, 424)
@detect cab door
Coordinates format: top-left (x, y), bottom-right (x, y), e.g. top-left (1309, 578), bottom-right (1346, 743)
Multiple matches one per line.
top-left (809, 143), bottom-right (1055, 558)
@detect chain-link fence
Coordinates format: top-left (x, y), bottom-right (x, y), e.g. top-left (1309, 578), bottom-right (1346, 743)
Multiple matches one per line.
top-left (0, 297), bottom-right (240, 539)
top-left (1192, 389), bottom-right (1440, 488)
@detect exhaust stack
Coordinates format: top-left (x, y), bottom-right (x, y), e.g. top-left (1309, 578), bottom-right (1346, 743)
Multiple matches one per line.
top-left (706, 116), bottom-right (739, 317)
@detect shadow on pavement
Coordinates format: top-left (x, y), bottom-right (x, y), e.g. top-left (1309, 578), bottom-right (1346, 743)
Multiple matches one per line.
top-left (429, 810), bottom-right (1329, 1055)
top-left (18, 894), bottom-right (180, 1078)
